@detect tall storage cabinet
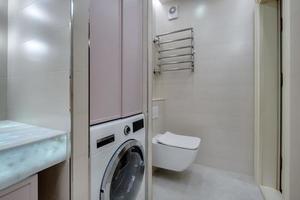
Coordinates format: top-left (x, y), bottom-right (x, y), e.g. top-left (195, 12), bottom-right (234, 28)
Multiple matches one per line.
top-left (90, 0), bottom-right (143, 125)
top-left (122, 0), bottom-right (143, 118)
top-left (90, 0), bottom-right (122, 125)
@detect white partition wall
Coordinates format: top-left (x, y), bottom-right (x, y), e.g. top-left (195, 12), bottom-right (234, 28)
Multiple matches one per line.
top-left (254, 0), bottom-right (280, 189)
top-left (71, 0), bottom-right (90, 199)
top-left (282, 0), bottom-right (300, 199)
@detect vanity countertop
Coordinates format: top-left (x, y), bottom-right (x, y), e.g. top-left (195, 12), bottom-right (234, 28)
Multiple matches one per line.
top-left (0, 121), bottom-right (68, 190)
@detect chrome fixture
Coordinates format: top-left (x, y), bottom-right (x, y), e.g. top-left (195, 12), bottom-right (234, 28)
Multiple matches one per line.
top-left (153, 27), bottom-right (195, 74)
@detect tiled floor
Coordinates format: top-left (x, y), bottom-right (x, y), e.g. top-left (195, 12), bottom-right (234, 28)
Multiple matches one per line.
top-left (153, 164), bottom-right (264, 200)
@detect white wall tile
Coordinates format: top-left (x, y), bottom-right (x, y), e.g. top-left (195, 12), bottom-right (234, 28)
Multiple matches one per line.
top-left (6, 0), bottom-right (71, 132)
top-left (7, 71), bottom-right (70, 131)
top-left (0, 0), bottom-right (7, 120)
top-left (0, 78), bottom-right (6, 120)
top-left (153, 0), bottom-right (255, 176)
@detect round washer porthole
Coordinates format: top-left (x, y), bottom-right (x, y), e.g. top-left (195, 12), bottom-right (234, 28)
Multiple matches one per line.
top-left (100, 140), bottom-right (145, 200)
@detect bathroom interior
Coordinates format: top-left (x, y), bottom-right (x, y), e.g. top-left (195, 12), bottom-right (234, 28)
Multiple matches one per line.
top-left (1, 0), bottom-right (300, 200)
top-left (150, 0), bottom-right (278, 199)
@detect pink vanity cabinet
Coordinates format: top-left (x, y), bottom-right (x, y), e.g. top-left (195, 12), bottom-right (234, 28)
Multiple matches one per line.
top-left (90, 0), bottom-right (143, 125)
top-left (0, 176), bottom-right (38, 200)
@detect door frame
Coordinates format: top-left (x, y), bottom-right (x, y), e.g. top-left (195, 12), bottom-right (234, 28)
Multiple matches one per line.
top-left (254, 0), bottom-right (282, 190)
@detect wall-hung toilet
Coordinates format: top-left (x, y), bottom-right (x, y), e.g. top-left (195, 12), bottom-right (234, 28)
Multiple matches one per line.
top-left (152, 132), bottom-right (201, 172)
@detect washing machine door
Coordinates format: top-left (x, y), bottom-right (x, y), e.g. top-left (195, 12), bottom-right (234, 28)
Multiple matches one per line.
top-left (100, 139), bottom-right (145, 200)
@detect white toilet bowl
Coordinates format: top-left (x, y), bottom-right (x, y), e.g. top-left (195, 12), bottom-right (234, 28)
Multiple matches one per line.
top-left (152, 132), bottom-right (201, 172)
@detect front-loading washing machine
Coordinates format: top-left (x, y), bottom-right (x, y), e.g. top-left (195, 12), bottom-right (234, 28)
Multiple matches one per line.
top-left (90, 114), bottom-right (146, 200)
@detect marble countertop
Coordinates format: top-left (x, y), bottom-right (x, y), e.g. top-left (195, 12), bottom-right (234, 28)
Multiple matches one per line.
top-left (0, 121), bottom-right (68, 190)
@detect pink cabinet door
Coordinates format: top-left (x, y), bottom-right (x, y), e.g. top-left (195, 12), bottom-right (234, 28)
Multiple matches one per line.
top-left (0, 175), bottom-right (38, 200)
top-left (90, 0), bottom-right (122, 125)
top-left (122, 0), bottom-right (143, 117)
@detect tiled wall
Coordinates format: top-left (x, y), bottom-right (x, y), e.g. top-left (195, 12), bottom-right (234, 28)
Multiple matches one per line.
top-left (6, 1), bottom-right (72, 200)
top-left (7, 0), bottom-right (71, 131)
top-left (153, 0), bottom-right (255, 176)
top-left (0, 0), bottom-right (7, 120)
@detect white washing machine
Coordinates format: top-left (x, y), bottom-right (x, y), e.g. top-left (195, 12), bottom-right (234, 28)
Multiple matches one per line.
top-left (90, 114), bottom-right (146, 200)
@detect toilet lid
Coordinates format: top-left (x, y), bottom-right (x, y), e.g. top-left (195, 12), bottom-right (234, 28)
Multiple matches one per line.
top-left (156, 132), bottom-right (201, 150)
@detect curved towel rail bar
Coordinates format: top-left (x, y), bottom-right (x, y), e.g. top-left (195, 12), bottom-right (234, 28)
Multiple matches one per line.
top-left (154, 27), bottom-right (195, 74)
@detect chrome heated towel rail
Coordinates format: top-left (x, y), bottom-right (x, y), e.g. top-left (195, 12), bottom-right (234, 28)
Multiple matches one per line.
top-left (153, 27), bottom-right (195, 73)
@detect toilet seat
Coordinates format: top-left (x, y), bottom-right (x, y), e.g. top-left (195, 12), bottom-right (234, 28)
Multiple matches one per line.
top-left (156, 132), bottom-right (201, 150)
top-left (152, 132), bottom-right (201, 171)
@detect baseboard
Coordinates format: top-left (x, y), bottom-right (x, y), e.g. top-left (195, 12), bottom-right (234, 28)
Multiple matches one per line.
top-left (260, 186), bottom-right (283, 200)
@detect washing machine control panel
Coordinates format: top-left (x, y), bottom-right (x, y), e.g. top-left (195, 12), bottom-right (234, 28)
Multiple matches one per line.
top-left (132, 118), bottom-right (144, 132)
top-left (124, 126), bottom-right (131, 135)
top-left (124, 118), bottom-right (144, 136)
top-left (97, 135), bottom-right (115, 148)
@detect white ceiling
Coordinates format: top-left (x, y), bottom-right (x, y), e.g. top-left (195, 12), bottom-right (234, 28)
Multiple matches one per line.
top-left (159, 0), bottom-right (176, 3)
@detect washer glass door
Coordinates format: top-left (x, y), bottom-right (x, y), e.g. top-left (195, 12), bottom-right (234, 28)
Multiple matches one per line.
top-left (101, 140), bottom-right (145, 200)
